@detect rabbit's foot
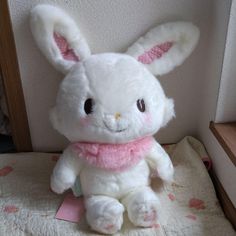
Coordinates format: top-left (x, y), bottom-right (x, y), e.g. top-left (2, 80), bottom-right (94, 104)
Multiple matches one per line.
top-left (122, 186), bottom-right (160, 227)
top-left (85, 195), bottom-right (124, 234)
top-left (128, 200), bottom-right (159, 227)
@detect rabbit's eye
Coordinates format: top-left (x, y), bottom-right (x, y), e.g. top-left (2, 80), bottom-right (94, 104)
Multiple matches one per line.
top-left (84, 98), bottom-right (94, 114)
top-left (137, 99), bottom-right (145, 112)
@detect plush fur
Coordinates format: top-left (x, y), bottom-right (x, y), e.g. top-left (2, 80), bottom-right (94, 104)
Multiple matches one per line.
top-left (126, 21), bottom-right (200, 76)
top-left (49, 53), bottom-right (175, 144)
top-left (71, 136), bottom-right (153, 172)
top-left (30, 4), bottom-right (199, 234)
top-left (30, 4), bottom-right (90, 74)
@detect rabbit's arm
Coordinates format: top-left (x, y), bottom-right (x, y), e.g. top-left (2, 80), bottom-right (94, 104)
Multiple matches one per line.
top-left (51, 146), bottom-right (83, 194)
top-left (146, 140), bottom-right (174, 182)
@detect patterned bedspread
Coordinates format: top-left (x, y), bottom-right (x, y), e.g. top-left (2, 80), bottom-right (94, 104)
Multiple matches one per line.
top-left (0, 136), bottom-right (235, 236)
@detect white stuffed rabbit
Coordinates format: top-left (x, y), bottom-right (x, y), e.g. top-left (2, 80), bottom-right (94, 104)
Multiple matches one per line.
top-left (30, 4), bottom-right (199, 234)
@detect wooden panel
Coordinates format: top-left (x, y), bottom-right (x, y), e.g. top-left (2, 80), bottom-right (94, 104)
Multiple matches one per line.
top-left (210, 169), bottom-right (236, 230)
top-left (210, 121), bottom-right (236, 166)
top-left (0, 0), bottom-right (32, 151)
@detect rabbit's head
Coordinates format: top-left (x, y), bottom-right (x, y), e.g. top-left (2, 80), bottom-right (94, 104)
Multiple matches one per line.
top-left (30, 4), bottom-right (199, 144)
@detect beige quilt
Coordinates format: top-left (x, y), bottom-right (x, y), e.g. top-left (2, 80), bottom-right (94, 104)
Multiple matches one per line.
top-left (0, 136), bottom-right (235, 236)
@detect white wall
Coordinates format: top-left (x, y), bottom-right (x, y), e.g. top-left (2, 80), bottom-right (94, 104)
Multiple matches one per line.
top-left (215, 0), bottom-right (236, 123)
top-left (197, 0), bottom-right (236, 207)
top-left (8, 0), bottom-right (227, 151)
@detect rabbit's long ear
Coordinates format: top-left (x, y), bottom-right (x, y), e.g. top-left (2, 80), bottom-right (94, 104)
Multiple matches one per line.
top-left (30, 4), bottom-right (91, 74)
top-left (126, 22), bottom-right (199, 76)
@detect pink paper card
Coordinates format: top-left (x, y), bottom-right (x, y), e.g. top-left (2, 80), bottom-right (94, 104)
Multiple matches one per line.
top-left (55, 192), bottom-right (85, 223)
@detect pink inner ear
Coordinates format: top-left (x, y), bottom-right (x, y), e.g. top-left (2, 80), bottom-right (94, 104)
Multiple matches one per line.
top-left (53, 32), bottom-right (80, 62)
top-left (138, 41), bottom-right (173, 64)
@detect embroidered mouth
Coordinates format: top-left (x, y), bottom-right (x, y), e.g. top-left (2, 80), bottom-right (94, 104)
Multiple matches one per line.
top-left (103, 122), bottom-right (128, 133)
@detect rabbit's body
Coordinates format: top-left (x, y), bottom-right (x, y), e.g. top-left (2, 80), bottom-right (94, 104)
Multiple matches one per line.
top-left (30, 4), bottom-right (199, 234)
top-left (53, 145), bottom-right (151, 198)
top-left (81, 159), bottom-right (150, 197)
top-left (52, 140), bottom-right (169, 234)
top-left (51, 137), bottom-right (174, 234)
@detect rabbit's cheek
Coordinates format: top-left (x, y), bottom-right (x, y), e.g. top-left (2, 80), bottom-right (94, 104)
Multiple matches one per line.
top-left (144, 113), bottom-right (152, 125)
top-left (79, 117), bottom-right (91, 126)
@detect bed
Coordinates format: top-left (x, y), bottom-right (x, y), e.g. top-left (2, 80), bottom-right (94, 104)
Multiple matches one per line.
top-left (0, 136), bottom-right (235, 236)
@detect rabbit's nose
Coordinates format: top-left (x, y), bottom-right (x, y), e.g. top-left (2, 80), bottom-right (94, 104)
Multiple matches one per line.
top-left (115, 113), bottom-right (121, 120)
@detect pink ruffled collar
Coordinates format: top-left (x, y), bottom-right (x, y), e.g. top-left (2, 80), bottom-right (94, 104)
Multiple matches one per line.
top-left (71, 136), bottom-right (153, 172)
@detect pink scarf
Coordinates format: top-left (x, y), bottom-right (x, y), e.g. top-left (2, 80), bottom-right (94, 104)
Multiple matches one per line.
top-left (71, 136), bottom-right (153, 172)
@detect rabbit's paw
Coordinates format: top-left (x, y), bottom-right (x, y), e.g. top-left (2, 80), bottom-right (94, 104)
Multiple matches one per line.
top-left (85, 195), bottom-right (124, 234)
top-left (91, 210), bottom-right (123, 234)
top-left (157, 162), bottom-right (174, 183)
top-left (128, 200), bottom-right (159, 227)
top-left (122, 187), bottom-right (160, 227)
top-left (50, 172), bottom-right (75, 194)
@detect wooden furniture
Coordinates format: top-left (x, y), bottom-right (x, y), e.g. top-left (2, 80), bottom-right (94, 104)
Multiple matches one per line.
top-left (210, 170), bottom-right (236, 229)
top-left (210, 121), bottom-right (236, 229)
top-left (210, 122), bottom-right (236, 166)
top-left (0, 0), bottom-right (32, 151)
